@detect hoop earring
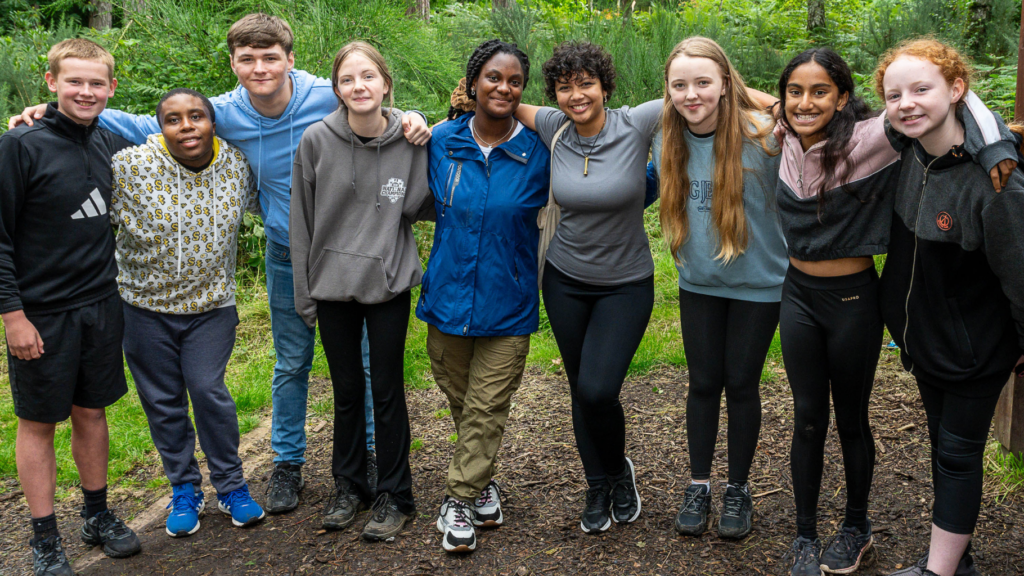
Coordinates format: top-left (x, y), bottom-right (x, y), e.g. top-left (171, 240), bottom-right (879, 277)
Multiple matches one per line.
top-left (470, 89), bottom-right (476, 97)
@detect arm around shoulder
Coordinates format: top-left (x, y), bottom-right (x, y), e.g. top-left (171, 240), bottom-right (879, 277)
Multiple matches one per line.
top-left (981, 182), bottom-right (1024, 349)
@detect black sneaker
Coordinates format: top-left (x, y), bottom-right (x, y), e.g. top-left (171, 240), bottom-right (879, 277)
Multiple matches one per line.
top-left (717, 484), bottom-right (753, 539)
top-left (366, 449), bottom-right (379, 498)
top-left (80, 509), bottom-right (141, 558)
top-left (361, 492), bottom-right (411, 542)
top-left (266, 462), bottom-right (304, 514)
top-left (323, 477), bottom-right (367, 530)
top-left (785, 536), bottom-right (823, 576)
top-left (31, 534), bottom-right (74, 576)
top-left (820, 522), bottom-right (873, 574)
top-left (580, 483), bottom-right (612, 534)
top-left (674, 483), bottom-right (711, 536)
top-left (609, 457), bottom-right (641, 524)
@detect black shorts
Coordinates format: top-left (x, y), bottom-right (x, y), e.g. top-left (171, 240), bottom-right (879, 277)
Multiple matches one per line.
top-left (8, 293), bottom-right (127, 423)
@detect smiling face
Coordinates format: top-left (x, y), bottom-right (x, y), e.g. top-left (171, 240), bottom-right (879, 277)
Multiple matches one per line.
top-left (334, 53), bottom-right (389, 118)
top-left (666, 54), bottom-right (727, 134)
top-left (554, 72), bottom-right (607, 132)
top-left (159, 94), bottom-right (215, 168)
top-left (472, 52), bottom-right (524, 120)
top-left (882, 55), bottom-right (965, 147)
top-left (230, 44), bottom-right (294, 101)
top-left (45, 58), bottom-right (116, 126)
top-left (784, 61), bottom-right (849, 149)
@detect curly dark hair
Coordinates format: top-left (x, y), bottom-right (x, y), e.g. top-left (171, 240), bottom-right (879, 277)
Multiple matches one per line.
top-left (777, 48), bottom-right (873, 217)
top-left (541, 41), bottom-right (616, 103)
top-left (448, 39), bottom-right (530, 121)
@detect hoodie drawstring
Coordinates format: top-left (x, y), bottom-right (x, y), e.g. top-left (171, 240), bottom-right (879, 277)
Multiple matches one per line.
top-left (176, 164), bottom-right (182, 278)
top-left (376, 140), bottom-right (382, 212)
top-left (212, 158), bottom-right (218, 251)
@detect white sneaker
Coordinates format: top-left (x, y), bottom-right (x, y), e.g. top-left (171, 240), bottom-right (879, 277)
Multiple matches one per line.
top-left (436, 496), bottom-right (476, 553)
top-left (473, 481), bottom-right (503, 527)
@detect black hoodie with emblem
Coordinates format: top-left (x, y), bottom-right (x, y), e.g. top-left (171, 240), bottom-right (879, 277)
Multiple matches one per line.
top-left (0, 103), bottom-right (133, 315)
top-left (879, 120), bottom-right (1024, 396)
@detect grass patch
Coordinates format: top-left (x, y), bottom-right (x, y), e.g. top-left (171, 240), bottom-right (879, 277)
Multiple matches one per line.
top-left (986, 441), bottom-right (1024, 500)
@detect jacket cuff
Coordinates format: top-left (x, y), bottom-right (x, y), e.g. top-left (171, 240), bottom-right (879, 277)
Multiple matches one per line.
top-left (407, 110), bottom-right (428, 124)
top-left (975, 140), bottom-right (1017, 174)
top-left (0, 297), bottom-right (24, 314)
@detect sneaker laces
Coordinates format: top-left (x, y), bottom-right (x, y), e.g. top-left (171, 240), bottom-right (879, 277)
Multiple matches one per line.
top-left (93, 510), bottom-right (131, 539)
top-left (370, 492), bottom-right (394, 523)
top-left (680, 485), bottom-right (708, 514)
top-left (34, 535), bottom-right (67, 568)
top-left (220, 484), bottom-right (253, 509)
top-left (824, 526), bottom-right (860, 556)
top-left (584, 485), bottom-right (610, 514)
top-left (445, 498), bottom-right (472, 528)
top-left (167, 490), bottom-right (199, 514)
top-left (268, 466), bottom-right (301, 495)
top-left (476, 483), bottom-right (495, 507)
top-left (784, 537), bottom-right (821, 566)
top-left (721, 489), bottom-right (747, 518)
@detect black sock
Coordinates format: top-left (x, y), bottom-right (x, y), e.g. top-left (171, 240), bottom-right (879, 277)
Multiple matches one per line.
top-left (796, 514), bottom-right (818, 540)
top-left (31, 513), bottom-right (59, 541)
top-left (843, 506), bottom-right (869, 533)
top-left (82, 485), bottom-right (108, 518)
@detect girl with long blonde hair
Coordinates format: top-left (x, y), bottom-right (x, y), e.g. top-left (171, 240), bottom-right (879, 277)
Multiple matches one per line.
top-left (653, 37), bottom-right (786, 540)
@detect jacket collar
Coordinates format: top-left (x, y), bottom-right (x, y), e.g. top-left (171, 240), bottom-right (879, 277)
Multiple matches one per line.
top-left (444, 113), bottom-right (532, 164)
top-left (40, 102), bottom-right (97, 143)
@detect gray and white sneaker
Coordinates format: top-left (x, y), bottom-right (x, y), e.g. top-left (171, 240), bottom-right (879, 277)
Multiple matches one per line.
top-left (436, 496), bottom-right (476, 553)
top-left (473, 481), bottom-right (503, 527)
top-left (31, 535), bottom-right (73, 576)
top-left (609, 457), bottom-right (641, 524)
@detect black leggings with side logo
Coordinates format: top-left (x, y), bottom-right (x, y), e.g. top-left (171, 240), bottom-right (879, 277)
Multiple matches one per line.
top-left (779, 265), bottom-right (883, 540)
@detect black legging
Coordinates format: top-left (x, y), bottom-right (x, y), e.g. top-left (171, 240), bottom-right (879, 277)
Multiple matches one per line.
top-left (678, 289), bottom-right (780, 485)
top-left (542, 262), bottom-right (654, 488)
top-left (317, 292), bottom-right (414, 514)
top-left (780, 266), bottom-right (882, 540)
top-left (917, 379), bottom-right (1001, 535)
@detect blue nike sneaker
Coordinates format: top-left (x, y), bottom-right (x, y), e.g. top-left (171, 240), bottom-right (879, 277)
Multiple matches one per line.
top-left (166, 483), bottom-right (205, 537)
top-left (217, 484), bottom-right (266, 527)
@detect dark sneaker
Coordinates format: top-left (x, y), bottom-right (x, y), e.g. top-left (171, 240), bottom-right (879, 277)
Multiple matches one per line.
top-left (361, 492), bottom-right (410, 542)
top-left (609, 457), bottom-right (641, 524)
top-left (367, 449), bottom-right (379, 498)
top-left (31, 534), bottom-right (74, 576)
top-left (436, 496), bottom-right (476, 553)
top-left (674, 483), bottom-right (711, 536)
top-left (888, 543), bottom-right (977, 576)
top-left (80, 509), bottom-right (141, 558)
top-left (785, 536), bottom-right (822, 576)
top-left (266, 462), bottom-right (304, 514)
top-left (473, 480), bottom-right (503, 527)
top-left (820, 522), bottom-right (873, 574)
top-left (718, 484), bottom-right (753, 539)
top-left (580, 484), bottom-right (611, 534)
top-left (323, 477), bottom-right (367, 530)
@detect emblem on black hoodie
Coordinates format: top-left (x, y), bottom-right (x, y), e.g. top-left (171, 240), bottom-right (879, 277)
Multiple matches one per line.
top-left (381, 178), bottom-right (406, 203)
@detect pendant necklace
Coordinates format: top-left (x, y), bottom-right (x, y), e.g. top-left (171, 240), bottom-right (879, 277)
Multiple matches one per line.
top-left (472, 118), bottom-right (516, 149)
top-left (574, 119), bottom-right (605, 177)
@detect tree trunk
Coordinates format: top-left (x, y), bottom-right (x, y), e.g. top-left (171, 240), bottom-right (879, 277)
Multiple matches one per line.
top-left (405, 0), bottom-right (429, 21)
top-left (89, 1), bottom-right (112, 29)
top-left (493, 0), bottom-right (516, 8)
top-left (807, 0), bottom-right (825, 32)
top-left (967, 0), bottom-right (992, 52)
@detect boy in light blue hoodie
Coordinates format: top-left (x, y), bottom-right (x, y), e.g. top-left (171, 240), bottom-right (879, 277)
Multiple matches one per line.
top-left (12, 13), bottom-right (428, 512)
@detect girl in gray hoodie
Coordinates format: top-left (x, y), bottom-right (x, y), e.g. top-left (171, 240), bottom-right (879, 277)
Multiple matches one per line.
top-left (290, 41), bottom-right (433, 542)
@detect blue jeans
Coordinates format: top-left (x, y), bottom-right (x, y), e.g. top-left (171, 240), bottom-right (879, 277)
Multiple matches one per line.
top-left (266, 239), bottom-right (374, 464)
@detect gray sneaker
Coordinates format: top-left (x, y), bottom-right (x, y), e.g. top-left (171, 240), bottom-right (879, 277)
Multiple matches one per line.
top-left (322, 477), bottom-right (366, 530)
top-left (361, 493), bottom-right (410, 542)
top-left (820, 522), bottom-right (873, 574)
top-left (674, 483), bottom-right (711, 536)
top-left (717, 484), bottom-right (753, 539)
top-left (80, 509), bottom-right (141, 558)
top-left (31, 535), bottom-right (74, 576)
top-left (786, 536), bottom-right (823, 576)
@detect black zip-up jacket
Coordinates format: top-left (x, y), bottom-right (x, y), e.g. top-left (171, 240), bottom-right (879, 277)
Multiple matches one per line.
top-left (880, 132), bottom-right (1024, 397)
top-left (0, 104), bottom-right (133, 315)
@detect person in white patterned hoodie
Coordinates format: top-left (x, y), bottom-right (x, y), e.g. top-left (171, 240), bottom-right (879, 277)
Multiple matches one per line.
top-left (110, 88), bottom-right (265, 538)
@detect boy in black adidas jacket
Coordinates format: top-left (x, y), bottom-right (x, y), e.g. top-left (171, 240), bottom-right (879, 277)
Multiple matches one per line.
top-left (0, 39), bottom-right (140, 575)
top-left (876, 40), bottom-right (1024, 576)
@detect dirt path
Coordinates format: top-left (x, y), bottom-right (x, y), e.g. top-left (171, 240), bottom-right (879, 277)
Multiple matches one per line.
top-left (2, 354), bottom-right (1023, 575)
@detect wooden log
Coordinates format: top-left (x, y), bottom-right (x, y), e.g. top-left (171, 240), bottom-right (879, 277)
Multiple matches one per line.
top-left (994, 372), bottom-right (1024, 457)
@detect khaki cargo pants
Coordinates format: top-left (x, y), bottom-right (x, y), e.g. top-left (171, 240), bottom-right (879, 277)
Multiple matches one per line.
top-left (426, 324), bottom-right (530, 502)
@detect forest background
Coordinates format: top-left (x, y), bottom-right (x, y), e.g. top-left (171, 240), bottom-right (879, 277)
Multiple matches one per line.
top-left (0, 0), bottom-right (1021, 494)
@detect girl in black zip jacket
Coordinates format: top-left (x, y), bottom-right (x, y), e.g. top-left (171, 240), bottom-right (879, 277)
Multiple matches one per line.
top-left (876, 39), bottom-right (1024, 576)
